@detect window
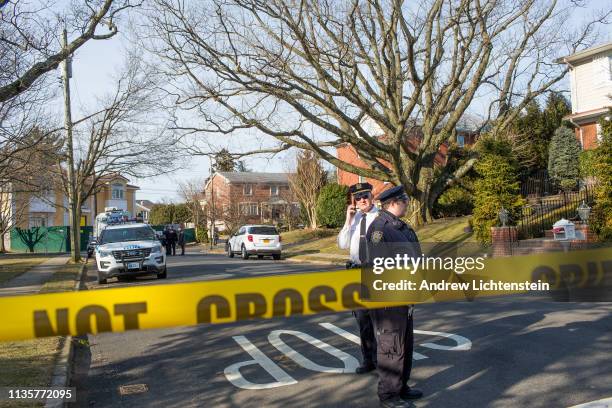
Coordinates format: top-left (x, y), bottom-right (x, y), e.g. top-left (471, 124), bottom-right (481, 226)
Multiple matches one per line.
top-left (111, 183), bottom-right (125, 199)
top-left (248, 226), bottom-right (278, 235)
top-left (270, 185), bottom-right (279, 196)
top-left (99, 226), bottom-right (156, 244)
top-left (29, 217), bottom-right (46, 228)
top-left (457, 135), bottom-right (465, 147)
top-left (239, 203), bottom-right (259, 216)
top-left (243, 184), bottom-right (253, 196)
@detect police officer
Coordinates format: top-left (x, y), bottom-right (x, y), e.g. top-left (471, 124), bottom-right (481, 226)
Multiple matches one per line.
top-left (337, 182), bottom-right (379, 374)
top-left (366, 185), bottom-right (423, 407)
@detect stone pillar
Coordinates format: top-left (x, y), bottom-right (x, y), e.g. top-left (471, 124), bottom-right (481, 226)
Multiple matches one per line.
top-left (491, 226), bottom-right (518, 257)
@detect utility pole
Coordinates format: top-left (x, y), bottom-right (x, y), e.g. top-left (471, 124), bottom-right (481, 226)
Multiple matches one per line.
top-left (62, 27), bottom-right (80, 262)
top-left (209, 163), bottom-right (215, 250)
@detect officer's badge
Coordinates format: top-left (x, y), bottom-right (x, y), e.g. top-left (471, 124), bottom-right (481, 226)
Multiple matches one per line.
top-left (372, 231), bottom-right (383, 243)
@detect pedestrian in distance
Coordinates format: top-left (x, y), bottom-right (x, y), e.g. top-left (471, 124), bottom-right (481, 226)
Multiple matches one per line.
top-left (337, 182), bottom-right (379, 374)
top-left (366, 185), bottom-right (423, 408)
top-left (168, 226), bottom-right (178, 256)
top-left (178, 226), bottom-right (186, 256)
top-left (162, 226), bottom-right (172, 255)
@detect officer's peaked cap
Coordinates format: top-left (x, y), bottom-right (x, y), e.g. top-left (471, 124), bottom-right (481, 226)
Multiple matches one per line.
top-left (348, 182), bottom-right (373, 195)
top-left (377, 185), bottom-right (408, 203)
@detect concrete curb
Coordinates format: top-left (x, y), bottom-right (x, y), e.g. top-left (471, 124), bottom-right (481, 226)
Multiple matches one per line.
top-left (44, 261), bottom-right (87, 408)
top-left (283, 256), bottom-right (346, 266)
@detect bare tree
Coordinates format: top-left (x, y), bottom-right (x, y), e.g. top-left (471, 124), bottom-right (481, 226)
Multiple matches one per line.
top-left (287, 150), bottom-right (326, 229)
top-left (220, 189), bottom-right (249, 236)
top-left (178, 177), bottom-right (206, 230)
top-left (53, 55), bottom-right (179, 262)
top-left (145, 0), bottom-right (609, 224)
top-left (0, 0), bottom-right (140, 103)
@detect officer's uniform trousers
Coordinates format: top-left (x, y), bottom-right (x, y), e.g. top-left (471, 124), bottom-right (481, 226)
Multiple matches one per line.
top-left (371, 306), bottom-right (413, 400)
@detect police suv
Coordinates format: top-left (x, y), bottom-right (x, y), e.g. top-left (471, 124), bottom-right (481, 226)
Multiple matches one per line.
top-left (95, 223), bottom-right (167, 284)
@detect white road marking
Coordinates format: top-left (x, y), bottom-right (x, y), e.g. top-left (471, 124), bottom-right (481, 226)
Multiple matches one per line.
top-left (569, 397), bottom-right (612, 408)
top-left (224, 335), bottom-right (298, 390)
top-left (319, 322), bottom-right (429, 360)
top-left (414, 329), bottom-right (472, 351)
top-left (268, 329), bottom-right (360, 373)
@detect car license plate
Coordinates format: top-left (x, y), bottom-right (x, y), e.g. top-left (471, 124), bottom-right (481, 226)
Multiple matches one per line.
top-left (127, 262), bottom-right (140, 270)
top-left (263, 239), bottom-right (270, 244)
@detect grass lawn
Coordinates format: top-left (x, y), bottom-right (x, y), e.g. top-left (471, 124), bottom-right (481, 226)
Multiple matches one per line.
top-left (281, 216), bottom-right (477, 262)
top-left (39, 262), bottom-right (84, 294)
top-left (0, 336), bottom-right (62, 407)
top-left (0, 261), bottom-right (83, 407)
top-left (0, 255), bottom-right (49, 285)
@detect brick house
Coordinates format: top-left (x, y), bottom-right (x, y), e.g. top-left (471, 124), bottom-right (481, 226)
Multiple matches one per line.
top-left (557, 42), bottom-right (612, 150)
top-left (336, 117), bottom-right (479, 197)
top-left (203, 172), bottom-right (299, 231)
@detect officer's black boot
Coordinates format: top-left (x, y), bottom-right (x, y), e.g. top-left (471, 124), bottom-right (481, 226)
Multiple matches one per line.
top-left (379, 396), bottom-right (413, 408)
top-left (400, 387), bottom-right (423, 400)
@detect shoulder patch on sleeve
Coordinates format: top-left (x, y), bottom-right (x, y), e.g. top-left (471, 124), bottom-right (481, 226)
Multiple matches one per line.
top-left (372, 230), bottom-right (384, 243)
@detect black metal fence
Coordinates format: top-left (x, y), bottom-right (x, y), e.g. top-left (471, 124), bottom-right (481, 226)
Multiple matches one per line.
top-left (519, 169), bottom-right (569, 197)
top-left (517, 187), bottom-right (594, 239)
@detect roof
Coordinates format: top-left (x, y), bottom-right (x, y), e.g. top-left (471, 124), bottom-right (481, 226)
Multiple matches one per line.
top-left (136, 200), bottom-right (155, 209)
top-left (564, 107), bottom-right (611, 123)
top-left (556, 41), bottom-right (612, 64)
top-left (217, 172), bottom-right (291, 184)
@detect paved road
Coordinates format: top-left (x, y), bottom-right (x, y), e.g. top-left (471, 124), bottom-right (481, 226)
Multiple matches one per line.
top-left (70, 249), bottom-right (612, 408)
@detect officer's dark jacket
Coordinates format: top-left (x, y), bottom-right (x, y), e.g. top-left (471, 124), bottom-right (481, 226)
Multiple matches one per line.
top-left (365, 209), bottom-right (421, 264)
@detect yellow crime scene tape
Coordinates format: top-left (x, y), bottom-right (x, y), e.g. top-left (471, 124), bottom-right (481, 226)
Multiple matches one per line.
top-left (0, 247), bottom-right (610, 342)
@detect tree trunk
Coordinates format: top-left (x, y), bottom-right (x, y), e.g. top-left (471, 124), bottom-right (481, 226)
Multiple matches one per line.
top-left (69, 202), bottom-right (81, 262)
top-left (0, 232), bottom-right (5, 253)
top-left (406, 164), bottom-right (436, 226)
top-left (309, 206), bottom-right (318, 229)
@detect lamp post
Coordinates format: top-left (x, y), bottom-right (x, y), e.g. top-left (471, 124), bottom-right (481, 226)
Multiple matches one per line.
top-left (498, 207), bottom-right (509, 227)
top-left (577, 201), bottom-right (591, 224)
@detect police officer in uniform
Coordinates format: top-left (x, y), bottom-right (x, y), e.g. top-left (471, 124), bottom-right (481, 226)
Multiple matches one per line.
top-left (337, 182), bottom-right (379, 373)
top-left (366, 185), bottom-right (423, 407)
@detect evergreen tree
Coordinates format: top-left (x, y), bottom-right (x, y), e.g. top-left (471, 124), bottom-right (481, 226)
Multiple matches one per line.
top-left (548, 126), bottom-right (581, 191)
top-left (213, 149), bottom-right (236, 172)
top-left (472, 137), bottom-right (524, 245)
top-left (316, 183), bottom-right (348, 228)
top-left (511, 92), bottom-right (571, 176)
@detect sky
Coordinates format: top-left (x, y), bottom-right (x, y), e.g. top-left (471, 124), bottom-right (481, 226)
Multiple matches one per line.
top-left (64, 0), bottom-right (609, 203)
top-left (69, 27), bottom-right (298, 203)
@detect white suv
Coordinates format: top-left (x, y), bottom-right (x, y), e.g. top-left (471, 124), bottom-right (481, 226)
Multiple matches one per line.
top-left (227, 225), bottom-right (282, 260)
top-left (95, 223), bottom-right (167, 284)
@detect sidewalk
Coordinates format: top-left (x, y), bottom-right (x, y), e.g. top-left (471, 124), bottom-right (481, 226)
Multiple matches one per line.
top-left (0, 255), bottom-right (70, 297)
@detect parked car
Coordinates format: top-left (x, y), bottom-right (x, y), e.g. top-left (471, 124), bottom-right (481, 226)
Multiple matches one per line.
top-left (226, 225), bottom-right (282, 260)
top-left (95, 223), bottom-right (167, 284)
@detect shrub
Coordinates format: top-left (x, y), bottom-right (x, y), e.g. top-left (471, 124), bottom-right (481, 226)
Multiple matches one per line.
top-left (316, 183), bottom-right (349, 228)
top-left (195, 227), bottom-right (208, 244)
top-left (579, 149), bottom-right (596, 178)
top-left (589, 115), bottom-right (612, 241)
top-left (472, 137), bottom-right (525, 245)
top-left (434, 184), bottom-right (474, 218)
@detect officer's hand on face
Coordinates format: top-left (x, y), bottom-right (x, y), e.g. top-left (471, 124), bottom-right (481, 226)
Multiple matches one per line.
top-left (346, 204), bottom-right (357, 222)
